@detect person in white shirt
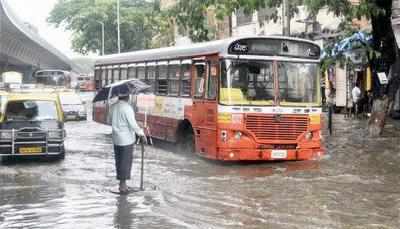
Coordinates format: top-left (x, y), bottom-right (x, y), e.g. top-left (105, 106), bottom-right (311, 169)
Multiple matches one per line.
top-left (110, 94), bottom-right (145, 194)
top-left (352, 83), bottom-right (361, 118)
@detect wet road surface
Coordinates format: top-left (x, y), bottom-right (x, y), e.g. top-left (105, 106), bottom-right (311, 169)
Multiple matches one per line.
top-left (1, 109), bottom-right (400, 228)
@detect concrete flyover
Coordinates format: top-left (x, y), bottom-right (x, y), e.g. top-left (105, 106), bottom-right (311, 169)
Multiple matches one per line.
top-left (0, 0), bottom-right (73, 81)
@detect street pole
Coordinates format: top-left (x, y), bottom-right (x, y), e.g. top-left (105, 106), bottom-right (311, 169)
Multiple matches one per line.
top-left (282, 0), bottom-right (290, 36)
top-left (117, 0), bottom-right (121, 53)
top-left (96, 21), bottom-right (105, 56)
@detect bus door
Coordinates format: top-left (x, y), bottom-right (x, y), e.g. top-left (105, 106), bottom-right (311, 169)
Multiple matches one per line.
top-left (192, 59), bottom-right (219, 158)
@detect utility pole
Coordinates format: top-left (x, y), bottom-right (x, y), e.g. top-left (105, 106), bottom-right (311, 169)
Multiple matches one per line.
top-left (282, 0), bottom-right (290, 36)
top-left (117, 0), bottom-right (121, 53)
top-left (96, 21), bottom-right (105, 56)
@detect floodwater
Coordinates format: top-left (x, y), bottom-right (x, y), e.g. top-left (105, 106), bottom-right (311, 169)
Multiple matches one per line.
top-left (1, 107), bottom-right (400, 228)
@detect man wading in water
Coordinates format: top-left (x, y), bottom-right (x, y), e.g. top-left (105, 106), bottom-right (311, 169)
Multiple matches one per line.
top-left (110, 94), bottom-right (145, 194)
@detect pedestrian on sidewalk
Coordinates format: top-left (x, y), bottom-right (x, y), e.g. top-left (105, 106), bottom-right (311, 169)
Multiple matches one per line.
top-left (110, 93), bottom-right (145, 194)
top-left (351, 83), bottom-right (361, 118)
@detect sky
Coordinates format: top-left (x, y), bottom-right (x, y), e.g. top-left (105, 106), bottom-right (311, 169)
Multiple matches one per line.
top-left (6, 0), bottom-right (77, 57)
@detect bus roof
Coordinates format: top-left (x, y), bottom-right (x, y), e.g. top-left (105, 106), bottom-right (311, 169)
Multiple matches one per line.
top-left (35, 69), bottom-right (69, 73)
top-left (95, 36), bottom-right (320, 66)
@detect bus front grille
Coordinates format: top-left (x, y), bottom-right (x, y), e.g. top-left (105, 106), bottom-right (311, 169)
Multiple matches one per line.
top-left (245, 114), bottom-right (309, 142)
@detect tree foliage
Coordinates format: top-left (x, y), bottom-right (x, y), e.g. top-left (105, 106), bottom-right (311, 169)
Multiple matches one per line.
top-left (171, 0), bottom-right (303, 42)
top-left (48, 0), bottom-right (172, 54)
top-left (171, 0), bottom-right (391, 45)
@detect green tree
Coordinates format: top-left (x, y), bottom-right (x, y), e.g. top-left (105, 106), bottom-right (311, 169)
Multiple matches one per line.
top-left (171, 0), bottom-right (304, 42)
top-left (48, 0), bottom-right (169, 54)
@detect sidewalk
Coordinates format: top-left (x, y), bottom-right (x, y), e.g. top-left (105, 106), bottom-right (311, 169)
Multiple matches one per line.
top-left (323, 113), bottom-right (400, 137)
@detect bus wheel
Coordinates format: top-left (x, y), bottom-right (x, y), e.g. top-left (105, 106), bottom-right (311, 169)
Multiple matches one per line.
top-left (180, 131), bottom-right (194, 154)
top-left (177, 124), bottom-right (195, 154)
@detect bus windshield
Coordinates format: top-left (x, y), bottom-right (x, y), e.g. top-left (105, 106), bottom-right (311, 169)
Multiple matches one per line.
top-left (35, 71), bottom-right (70, 87)
top-left (220, 59), bottom-right (320, 106)
top-left (278, 62), bottom-right (319, 105)
top-left (36, 76), bottom-right (66, 86)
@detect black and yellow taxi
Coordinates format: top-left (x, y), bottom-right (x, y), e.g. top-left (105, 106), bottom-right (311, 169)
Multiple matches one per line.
top-left (0, 92), bottom-right (66, 159)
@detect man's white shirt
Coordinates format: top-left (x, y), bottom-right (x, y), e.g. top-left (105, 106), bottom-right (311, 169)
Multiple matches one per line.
top-left (110, 100), bottom-right (144, 146)
top-left (352, 86), bottom-right (361, 103)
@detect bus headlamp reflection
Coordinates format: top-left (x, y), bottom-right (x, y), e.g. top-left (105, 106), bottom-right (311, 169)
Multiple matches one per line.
top-left (234, 131), bottom-right (242, 140)
top-left (305, 131), bottom-right (313, 141)
top-left (0, 131), bottom-right (12, 139)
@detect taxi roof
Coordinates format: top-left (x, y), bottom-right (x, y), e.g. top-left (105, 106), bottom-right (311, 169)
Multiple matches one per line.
top-left (6, 93), bottom-right (59, 102)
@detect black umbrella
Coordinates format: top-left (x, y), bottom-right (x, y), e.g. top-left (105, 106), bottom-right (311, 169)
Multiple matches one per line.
top-left (93, 79), bottom-right (152, 102)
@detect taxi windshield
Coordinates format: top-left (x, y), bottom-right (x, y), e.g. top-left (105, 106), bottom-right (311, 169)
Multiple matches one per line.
top-left (5, 100), bottom-right (58, 121)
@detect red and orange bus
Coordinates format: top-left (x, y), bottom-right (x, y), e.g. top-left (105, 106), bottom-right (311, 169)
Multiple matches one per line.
top-left (93, 36), bottom-right (324, 161)
top-left (34, 69), bottom-right (71, 88)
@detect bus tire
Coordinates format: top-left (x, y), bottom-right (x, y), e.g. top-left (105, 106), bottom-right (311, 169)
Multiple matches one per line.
top-left (176, 121), bottom-right (195, 154)
top-left (180, 131), bottom-right (194, 154)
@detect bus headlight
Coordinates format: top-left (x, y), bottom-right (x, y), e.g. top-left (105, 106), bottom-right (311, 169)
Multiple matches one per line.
top-left (305, 131), bottom-right (313, 141)
top-left (221, 130), bottom-right (227, 142)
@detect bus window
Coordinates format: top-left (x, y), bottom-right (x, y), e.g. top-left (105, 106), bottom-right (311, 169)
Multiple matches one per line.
top-left (121, 67), bottom-right (128, 80)
top-left (95, 69), bottom-right (101, 89)
top-left (181, 64), bottom-right (191, 97)
top-left (128, 66), bottom-right (136, 79)
top-left (137, 65), bottom-right (146, 80)
top-left (101, 68), bottom-right (106, 87)
top-left (157, 64), bottom-right (168, 95)
top-left (107, 68), bottom-right (112, 85)
top-left (113, 67), bottom-right (120, 82)
top-left (206, 63), bottom-right (218, 100)
top-left (169, 63), bottom-right (180, 96)
top-left (194, 63), bottom-right (206, 98)
top-left (147, 65), bottom-right (156, 90)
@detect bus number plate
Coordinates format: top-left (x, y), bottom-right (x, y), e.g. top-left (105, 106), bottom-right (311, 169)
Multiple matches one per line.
top-left (271, 150), bottom-right (287, 159)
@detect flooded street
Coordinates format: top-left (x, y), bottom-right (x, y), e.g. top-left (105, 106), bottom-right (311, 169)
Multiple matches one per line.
top-left (1, 110), bottom-right (400, 228)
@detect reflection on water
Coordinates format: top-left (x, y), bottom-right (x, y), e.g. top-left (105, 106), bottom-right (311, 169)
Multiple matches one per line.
top-left (114, 195), bottom-right (133, 229)
top-left (1, 114), bottom-right (400, 228)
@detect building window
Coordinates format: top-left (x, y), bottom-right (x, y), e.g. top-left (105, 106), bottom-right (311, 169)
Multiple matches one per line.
top-left (257, 7), bottom-right (274, 22)
top-left (236, 9), bottom-right (253, 25)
